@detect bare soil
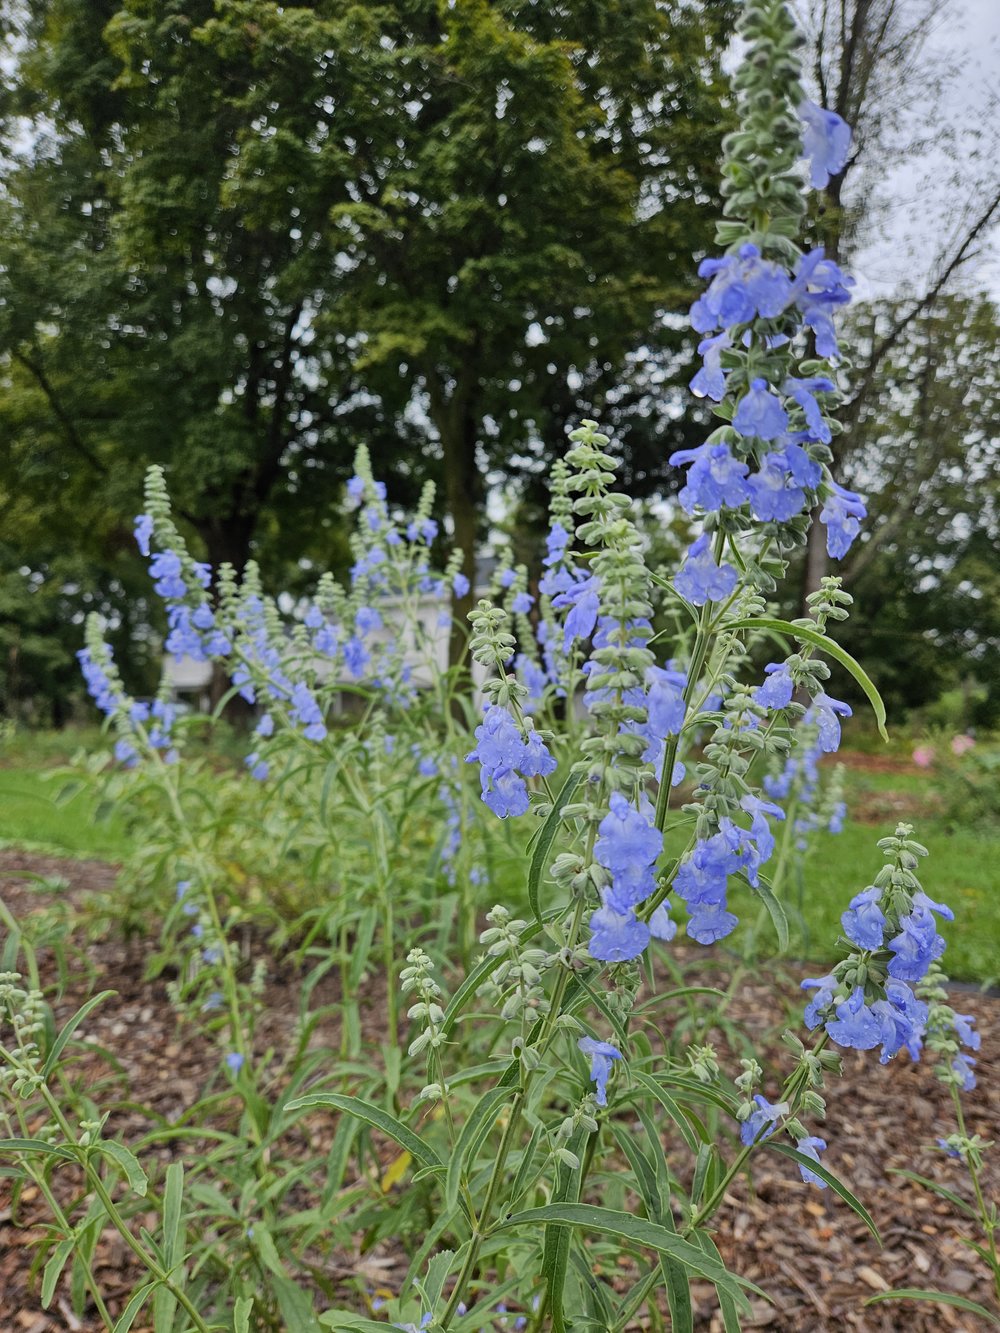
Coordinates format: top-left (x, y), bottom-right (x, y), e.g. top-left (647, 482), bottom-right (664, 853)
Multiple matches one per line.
top-left (0, 849), bottom-right (997, 1332)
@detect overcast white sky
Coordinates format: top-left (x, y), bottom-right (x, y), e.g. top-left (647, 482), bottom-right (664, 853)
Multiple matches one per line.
top-left (850, 0), bottom-right (1000, 302)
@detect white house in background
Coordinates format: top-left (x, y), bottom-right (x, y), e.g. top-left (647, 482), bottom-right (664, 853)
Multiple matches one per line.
top-left (162, 576), bottom-right (493, 711)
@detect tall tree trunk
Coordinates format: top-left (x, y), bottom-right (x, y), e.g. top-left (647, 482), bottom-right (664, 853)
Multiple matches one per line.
top-left (200, 510), bottom-right (257, 720)
top-left (428, 374), bottom-right (481, 672)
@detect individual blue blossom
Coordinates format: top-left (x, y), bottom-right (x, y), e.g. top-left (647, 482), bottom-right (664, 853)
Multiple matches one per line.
top-left (134, 513), bottom-right (154, 557)
top-left (644, 665), bottom-right (687, 739)
top-left (825, 987), bottom-right (886, 1050)
top-left (355, 606), bottom-right (383, 635)
top-left (887, 901), bottom-right (948, 981)
top-left (739, 1094), bottom-right (789, 1146)
top-left (784, 376), bottom-right (835, 443)
top-left (588, 901), bottom-right (650, 962)
top-left (674, 534), bottom-right (738, 607)
top-left (938, 1137), bottom-right (963, 1160)
top-left (512, 590), bottom-right (534, 614)
top-left (952, 1053), bottom-right (977, 1091)
top-left (553, 575), bottom-right (601, 651)
top-left (594, 792), bottom-right (664, 913)
top-left (343, 636), bottom-right (370, 678)
top-left (304, 605), bottom-right (324, 630)
top-left (802, 972), bottom-right (837, 1029)
top-left (820, 482), bottom-right (867, 558)
top-left (499, 567), bottom-right (517, 588)
top-left (649, 903), bottom-right (677, 942)
top-left (577, 1036), bottom-right (623, 1108)
top-left (739, 794), bottom-right (784, 869)
top-left (114, 738), bottom-right (138, 767)
top-left (952, 1012), bottom-right (981, 1051)
top-left (225, 1053), bottom-right (245, 1072)
top-left (756, 662), bottom-right (795, 710)
top-left (288, 683), bottom-right (326, 742)
top-left (791, 249), bottom-right (854, 358)
top-left (669, 442), bottom-right (751, 513)
top-left (346, 476), bottom-right (365, 503)
top-left (746, 449), bottom-right (810, 521)
top-left (255, 712), bottom-right (274, 738)
top-left (799, 100), bottom-right (852, 190)
top-left (245, 751), bottom-right (269, 782)
top-left (873, 981), bottom-right (928, 1063)
top-left (149, 550), bottom-right (187, 600)
top-left (810, 692), bottom-right (852, 752)
top-left (828, 801), bottom-right (847, 833)
top-left (542, 522), bottom-right (571, 567)
top-left (795, 1136), bottom-right (828, 1187)
top-left (315, 623), bottom-right (339, 656)
top-left (453, 572), bottom-right (470, 598)
top-left (690, 331), bottom-right (731, 400)
top-left (690, 243), bottom-right (793, 333)
top-left (732, 379), bottom-right (788, 440)
top-left (841, 886), bottom-right (886, 950)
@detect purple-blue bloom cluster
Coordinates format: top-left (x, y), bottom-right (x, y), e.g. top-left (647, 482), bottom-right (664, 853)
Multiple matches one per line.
top-left (674, 534), bottom-right (738, 607)
top-left (466, 704), bottom-right (556, 818)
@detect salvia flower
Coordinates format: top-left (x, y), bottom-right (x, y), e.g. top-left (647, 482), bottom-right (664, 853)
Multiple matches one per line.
top-left (577, 1036), bottom-right (623, 1108)
top-left (795, 1135), bottom-right (828, 1187)
top-left (674, 534), bottom-right (738, 607)
top-left (799, 100), bottom-right (852, 190)
top-left (739, 1094), bottom-right (789, 1146)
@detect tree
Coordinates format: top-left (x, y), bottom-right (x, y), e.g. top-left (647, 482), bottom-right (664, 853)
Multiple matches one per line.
top-left (1, 0), bottom-right (736, 688)
top-left (794, 0), bottom-right (1000, 604)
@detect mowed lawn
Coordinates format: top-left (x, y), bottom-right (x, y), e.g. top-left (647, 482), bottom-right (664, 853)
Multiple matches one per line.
top-left (0, 766), bottom-right (132, 860)
top-left (0, 738), bottom-right (997, 984)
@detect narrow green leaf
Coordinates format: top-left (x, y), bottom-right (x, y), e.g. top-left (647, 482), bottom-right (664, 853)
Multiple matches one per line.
top-left (319, 1316), bottom-right (400, 1331)
top-left (695, 1233), bottom-right (744, 1333)
top-left (764, 1143), bottom-right (880, 1243)
top-left (272, 1275), bottom-right (322, 1331)
top-left (112, 1281), bottom-right (155, 1333)
top-left (234, 1296), bottom-right (254, 1333)
top-left (632, 1071), bottom-right (704, 1152)
top-left (284, 1093), bottom-right (442, 1171)
top-left (98, 1141), bottom-right (148, 1197)
top-left (728, 616), bottom-right (888, 740)
top-left (540, 1131), bottom-right (588, 1333)
top-left (445, 1086), bottom-right (510, 1213)
top-left (43, 990), bottom-right (116, 1077)
top-left (41, 1237), bottom-right (74, 1308)
top-left (528, 769), bottom-right (581, 924)
top-left (0, 1137), bottom-right (76, 1161)
top-left (498, 1204), bottom-right (750, 1304)
top-left (421, 1249), bottom-right (456, 1312)
top-left (162, 1161), bottom-right (184, 1266)
top-left (887, 1168), bottom-right (977, 1218)
top-left (866, 1289), bottom-right (1000, 1322)
top-left (752, 881), bottom-right (789, 952)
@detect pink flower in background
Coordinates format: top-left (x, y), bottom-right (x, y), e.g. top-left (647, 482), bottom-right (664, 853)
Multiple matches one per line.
top-left (912, 745), bottom-right (935, 769)
top-left (950, 734), bottom-right (975, 756)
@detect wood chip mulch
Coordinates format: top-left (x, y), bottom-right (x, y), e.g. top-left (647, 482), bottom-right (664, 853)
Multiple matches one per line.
top-left (0, 849), bottom-right (997, 1332)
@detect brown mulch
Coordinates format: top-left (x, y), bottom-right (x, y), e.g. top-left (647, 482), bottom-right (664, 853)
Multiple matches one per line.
top-left (0, 850), bottom-right (997, 1332)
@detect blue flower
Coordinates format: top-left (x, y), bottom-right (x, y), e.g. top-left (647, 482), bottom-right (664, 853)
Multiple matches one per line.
top-left (952, 1012), bottom-right (980, 1051)
top-left (826, 987), bottom-right (887, 1050)
top-left (466, 704), bottom-right (555, 818)
top-left (739, 1094), bottom-right (788, 1146)
top-left (453, 572), bottom-right (470, 598)
top-left (690, 244), bottom-right (793, 333)
top-left (747, 449), bottom-right (812, 521)
top-left (690, 331), bottom-right (731, 400)
top-left (952, 1053), bottom-right (977, 1091)
top-left (873, 981), bottom-right (928, 1063)
top-left (669, 443), bottom-right (751, 513)
top-left (801, 973), bottom-right (837, 1029)
top-left (149, 550), bottom-right (187, 600)
top-left (554, 576), bottom-right (601, 651)
top-left (289, 683), bottom-right (326, 742)
top-left (887, 903), bottom-right (947, 981)
top-left (810, 692), bottom-right (852, 753)
top-left (733, 379), bottom-right (788, 440)
top-left (791, 249), bottom-right (854, 358)
top-left (820, 483), bottom-right (867, 558)
top-left (784, 376), bottom-right (835, 443)
top-left (578, 1036), bottom-right (623, 1107)
top-left (841, 886), bottom-right (886, 949)
top-left (595, 792), bottom-right (663, 913)
top-left (674, 534), bottom-right (738, 607)
top-left (795, 1136), bottom-right (828, 1187)
top-left (225, 1053), bottom-right (245, 1072)
top-left (799, 100), bottom-right (852, 190)
top-left (588, 902), bottom-right (651, 962)
top-left (756, 662), bottom-right (794, 710)
top-left (134, 513), bottom-right (154, 557)
top-left (648, 903), bottom-right (676, 941)
top-left (644, 665), bottom-right (687, 739)
top-left (246, 751), bottom-right (269, 782)
top-left (346, 476), bottom-right (365, 502)
top-left (512, 590), bottom-right (534, 614)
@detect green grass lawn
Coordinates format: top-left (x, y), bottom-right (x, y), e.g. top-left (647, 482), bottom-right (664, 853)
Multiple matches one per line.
top-left (0, 767), bottom-right (132, 860)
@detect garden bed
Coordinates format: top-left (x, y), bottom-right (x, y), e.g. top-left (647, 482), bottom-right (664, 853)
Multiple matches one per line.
top-left (1, 850), bottom-right (996, 1331)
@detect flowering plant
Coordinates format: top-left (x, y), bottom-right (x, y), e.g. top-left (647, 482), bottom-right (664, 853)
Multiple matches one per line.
top-left (0, 0), bottom-right (987, 1329)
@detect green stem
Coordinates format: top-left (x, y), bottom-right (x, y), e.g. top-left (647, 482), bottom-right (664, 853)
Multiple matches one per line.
top-left (684, 1033), bottom-right (828, 1235)
top-left (952, 1085), bottom-right (1000, 1305)
top-left (440, 898), bottom-right (588, 1328)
